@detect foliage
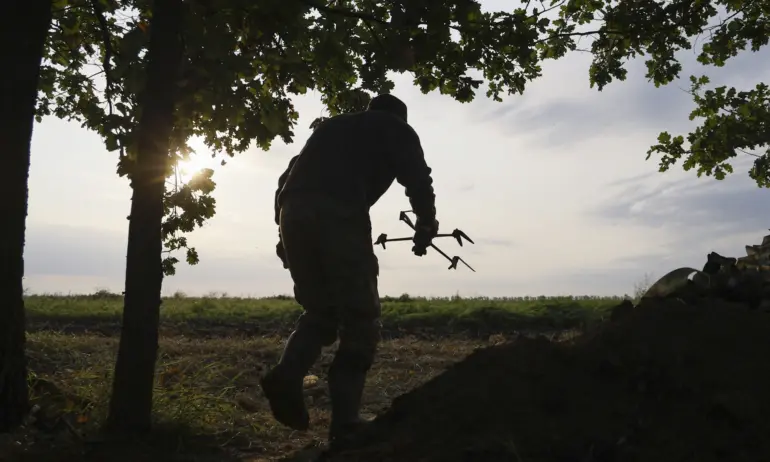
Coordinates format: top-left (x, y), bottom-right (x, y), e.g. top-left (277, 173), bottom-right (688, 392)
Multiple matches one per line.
top-left (549, 0), bottom-right (769, 185)
top-left (632, 272), bottom-right (656, 302)
top-left (38, 0), bottom-right (216, 274)
top-left (162, 168), bottom-right (215, 274)
top-left (649, 78), bottom-right (769, 185)
top-left (35, 0), bottom-right (638, 276)
top-left (29, 0), bottom-right (770, 279)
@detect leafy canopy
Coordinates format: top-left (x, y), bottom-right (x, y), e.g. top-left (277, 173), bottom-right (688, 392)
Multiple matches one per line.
top-left (549, 0), bottom-right (769, 186)
top-left (37, 0), bottom-right (769, 273)
top-left (37, 0), bottom-right (618, 273)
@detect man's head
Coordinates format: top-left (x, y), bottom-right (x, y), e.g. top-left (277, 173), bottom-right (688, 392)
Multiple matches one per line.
top-left (367, 94), bottom-right (408, 122)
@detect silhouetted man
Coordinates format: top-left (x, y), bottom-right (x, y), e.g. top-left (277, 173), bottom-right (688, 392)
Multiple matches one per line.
top-left (261, 94), bottom-right (439, 445)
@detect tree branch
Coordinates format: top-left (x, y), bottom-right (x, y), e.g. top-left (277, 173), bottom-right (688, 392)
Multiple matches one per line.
top-left (363, 20), bottom-right (388, 55)
top-left (297, 0), bottom-right (387, 25)
top-left (534, 29), bottom-right (618, 46)
top-left (89, 0), bottom-right (115, 116)
top-left (738, 148), bottom-right (761, 158)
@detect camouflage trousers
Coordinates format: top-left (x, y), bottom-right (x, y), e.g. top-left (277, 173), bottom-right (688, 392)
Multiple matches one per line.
top-left (279, 194), bottom-right (382, 371)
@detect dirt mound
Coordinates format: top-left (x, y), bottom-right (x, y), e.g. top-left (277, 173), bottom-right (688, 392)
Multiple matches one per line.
top-left (325, 298), bottom-right (770, 462)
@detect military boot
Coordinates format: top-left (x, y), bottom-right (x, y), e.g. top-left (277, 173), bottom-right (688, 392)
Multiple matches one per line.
top-left (260, 328), bottom-right (323, 431)
top-left (327, 361), bottom-right (372, 448)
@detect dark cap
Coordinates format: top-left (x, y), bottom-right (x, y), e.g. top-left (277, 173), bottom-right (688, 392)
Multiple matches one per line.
top-left (367, 94), bottom-right (408, 122)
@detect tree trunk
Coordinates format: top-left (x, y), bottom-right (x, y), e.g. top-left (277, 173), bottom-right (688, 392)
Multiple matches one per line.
top-left (0, 0), bottom-right (52, 433)
top-left (104, 0), bottom-right (184, 435)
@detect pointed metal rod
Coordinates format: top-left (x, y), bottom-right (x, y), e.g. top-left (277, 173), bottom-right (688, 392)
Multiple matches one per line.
top-left (374, 229), bottom-right (474, 249)
top-left (395, 210), bottom-right (476, 272)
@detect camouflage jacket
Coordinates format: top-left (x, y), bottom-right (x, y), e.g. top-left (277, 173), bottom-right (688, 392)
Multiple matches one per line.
top-left (274, 110), bottom-right (436, 227)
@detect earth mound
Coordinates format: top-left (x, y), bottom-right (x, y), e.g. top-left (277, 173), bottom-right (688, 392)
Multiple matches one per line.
top-left (326, 298), bottom-right (770, 462)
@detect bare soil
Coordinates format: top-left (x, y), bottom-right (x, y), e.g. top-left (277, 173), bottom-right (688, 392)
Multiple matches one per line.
top-left (324, 297), bottom-right (770, 462)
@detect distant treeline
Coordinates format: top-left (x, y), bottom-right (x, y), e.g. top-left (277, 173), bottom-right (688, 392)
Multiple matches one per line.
top-left (23, 290), bottom-right (630, 302)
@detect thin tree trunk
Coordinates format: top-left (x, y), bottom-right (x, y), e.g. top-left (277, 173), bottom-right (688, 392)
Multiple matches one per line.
top-left (104, 0), bottom-right (184, 434)
top-left (0, 0), bottom-right (52, 433)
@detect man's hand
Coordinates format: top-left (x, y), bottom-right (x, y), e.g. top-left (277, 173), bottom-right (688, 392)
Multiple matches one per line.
top-left (276, 239), bottom-right (289, 269)
top-left (412, 218), bottom-right (439, 256)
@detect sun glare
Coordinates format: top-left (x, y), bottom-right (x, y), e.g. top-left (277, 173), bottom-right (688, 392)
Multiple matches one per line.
top-left (175, 153), bottom-right (218, 185)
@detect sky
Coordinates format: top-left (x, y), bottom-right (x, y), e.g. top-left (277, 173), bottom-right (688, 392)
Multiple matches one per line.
top-left (24, 10), bottom-right (770, 298)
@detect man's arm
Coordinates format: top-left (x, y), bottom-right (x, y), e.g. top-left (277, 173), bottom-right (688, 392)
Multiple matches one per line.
top-left (388, 124), bottom-right (436, 222)
top-left (384, 122), bottom-right (439, 256)
top-left (275, 155), bottom-right (299, 226)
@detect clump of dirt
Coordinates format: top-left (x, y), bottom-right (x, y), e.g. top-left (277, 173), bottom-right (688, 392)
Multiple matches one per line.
top-left (325, 298), bottom-right (770, 462)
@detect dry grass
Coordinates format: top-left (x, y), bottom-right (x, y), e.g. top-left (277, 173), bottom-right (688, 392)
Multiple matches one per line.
top-left (3, 331), bottom-right (507, 461)
top-left (23, 294), bottom-right (620, 339)
top-left (1, 294), bottom-right (610, 461)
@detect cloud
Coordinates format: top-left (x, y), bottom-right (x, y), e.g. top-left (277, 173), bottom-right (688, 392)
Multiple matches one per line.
top-left (23, 223), bottom-right (292, 297)
top-left (578, 162), bottom-right (770, 289)
top-left (25, 225), bottom-right (127, 278)
top-left (548, 225), bottom-right (770, 297)
top-left (604, 171), bottom-right (659, 188)
top-left (594, 164), bottom-right (770, 237)
top-left (543, 267), bottom-right (650, 297)
top-left (471, 40), bottom-right (770, 148)
top-left (476, 238), bottom-right (515, 247)
top-left (480, 83), bottom-right (692, 147)
top-left (456, 183), bottom-right (475, 193)
top-left (23, 222), bottom-right (487, 298)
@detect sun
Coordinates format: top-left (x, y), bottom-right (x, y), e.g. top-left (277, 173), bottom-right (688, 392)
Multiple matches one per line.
top-left (174, 152), bottom-right (218, 185)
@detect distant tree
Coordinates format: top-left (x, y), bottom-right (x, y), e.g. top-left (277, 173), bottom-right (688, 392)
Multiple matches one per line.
top-left (548, 0), bottom-right (768, 185)
top-left (0, 0), bottom-right (53, 431)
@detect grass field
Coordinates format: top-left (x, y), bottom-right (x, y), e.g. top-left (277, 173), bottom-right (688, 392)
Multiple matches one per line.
top-left (5, 293), bottom-right (625, 461)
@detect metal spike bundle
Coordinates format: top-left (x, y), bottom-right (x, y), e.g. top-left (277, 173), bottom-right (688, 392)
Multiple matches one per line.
top-left (374, 210), bottom-right (476, 272)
